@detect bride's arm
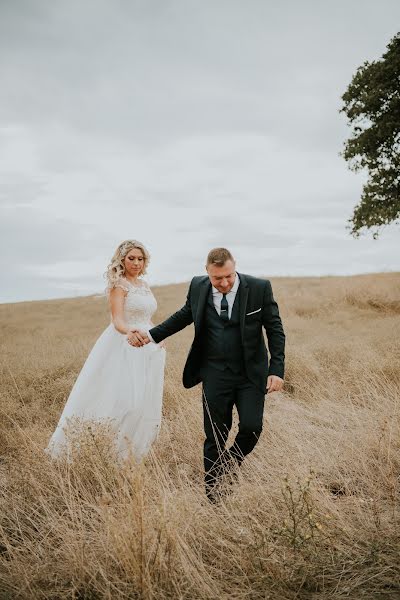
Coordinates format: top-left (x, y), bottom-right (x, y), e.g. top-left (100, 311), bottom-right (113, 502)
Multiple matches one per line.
top-left (109, 287), bottom-right (129, 334)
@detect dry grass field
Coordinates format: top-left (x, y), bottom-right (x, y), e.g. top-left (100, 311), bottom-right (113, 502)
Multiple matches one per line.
top-left (0, 273), bottom-right (399, 599)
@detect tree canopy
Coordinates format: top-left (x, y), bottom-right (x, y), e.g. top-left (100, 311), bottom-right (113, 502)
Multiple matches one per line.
top-left (341, 33), bottom-right (400, 237)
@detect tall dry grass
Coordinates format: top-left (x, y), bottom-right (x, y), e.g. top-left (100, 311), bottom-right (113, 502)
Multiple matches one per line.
top-left (0, 273), bottom-right (399, 599)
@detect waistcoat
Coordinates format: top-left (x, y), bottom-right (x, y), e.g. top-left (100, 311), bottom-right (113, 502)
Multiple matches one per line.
top-left (201, 288), bottom-right (245, 373)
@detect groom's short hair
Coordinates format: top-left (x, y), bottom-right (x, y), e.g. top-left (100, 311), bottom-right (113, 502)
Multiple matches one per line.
top-left (206, 247), bottom-right (234, 267)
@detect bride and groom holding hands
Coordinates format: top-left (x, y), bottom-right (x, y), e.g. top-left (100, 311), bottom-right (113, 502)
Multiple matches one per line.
top-left (47, 241), bottom-right (285, 502)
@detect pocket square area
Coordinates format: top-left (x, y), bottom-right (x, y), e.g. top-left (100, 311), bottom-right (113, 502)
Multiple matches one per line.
top-left (246, 308), bottom-right (261, 316)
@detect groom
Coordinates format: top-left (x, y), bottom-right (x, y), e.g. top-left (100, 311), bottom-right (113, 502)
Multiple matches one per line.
top-left (129, 248), bottom-right (285, 500)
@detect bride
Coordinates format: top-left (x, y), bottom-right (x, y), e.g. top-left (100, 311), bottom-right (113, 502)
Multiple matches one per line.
top-left (46, 240), bottom-right (166, 460)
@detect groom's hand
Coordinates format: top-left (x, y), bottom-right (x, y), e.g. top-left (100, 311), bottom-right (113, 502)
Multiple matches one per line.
top-left (266, 375), bottom-right (284, 394)
top-left (127, 329), bottom-right (150, 347)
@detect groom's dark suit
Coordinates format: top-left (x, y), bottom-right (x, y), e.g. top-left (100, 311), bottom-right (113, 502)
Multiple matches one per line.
top-left (149, 273), bottom-right (285, 496)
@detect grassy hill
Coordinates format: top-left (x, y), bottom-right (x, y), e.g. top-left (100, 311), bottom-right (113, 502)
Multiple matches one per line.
top-left (0, 273), bottom-right (399, 599)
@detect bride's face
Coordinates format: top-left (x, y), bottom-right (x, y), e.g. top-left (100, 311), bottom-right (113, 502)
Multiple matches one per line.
top-left (124, 248), bottom-right (145, 277)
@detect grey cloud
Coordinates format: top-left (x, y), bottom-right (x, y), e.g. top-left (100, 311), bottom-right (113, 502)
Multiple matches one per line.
top-left (1, 0), bottom-right (399, 150)
top-left (0, 205), bottom-right (118, 302)
top-left (205, 215), bottom-right (302, 249)
top-left (0, 205), bottom-right (114, 265)
top-left (0, 268), bottom-right (102, 304)
top-left (1, 0), bottom-right (399, 302)
top-left (0, 174), bottom-right (47, 207)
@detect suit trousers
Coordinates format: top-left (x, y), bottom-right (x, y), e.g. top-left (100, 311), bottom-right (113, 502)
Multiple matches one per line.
top-left (201, 365), bottom-right (265, 494)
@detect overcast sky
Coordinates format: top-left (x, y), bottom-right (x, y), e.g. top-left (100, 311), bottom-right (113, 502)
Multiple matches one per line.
top-left (0, 0), bottom-right (399, 303)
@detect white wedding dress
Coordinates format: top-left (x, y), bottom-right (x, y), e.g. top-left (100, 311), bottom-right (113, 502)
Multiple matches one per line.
top-left (46, 278), bottom-right (166, 460)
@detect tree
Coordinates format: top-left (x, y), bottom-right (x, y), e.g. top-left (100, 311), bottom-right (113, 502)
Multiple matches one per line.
top-left (341, 32), bottom-right (400, 237)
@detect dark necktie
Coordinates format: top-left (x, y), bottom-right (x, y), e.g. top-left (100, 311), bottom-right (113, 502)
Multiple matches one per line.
top-left (220, 293), bottom-right (229, 322)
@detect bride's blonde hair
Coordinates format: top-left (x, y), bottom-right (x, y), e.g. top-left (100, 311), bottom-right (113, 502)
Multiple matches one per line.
top-left (105, 240), bottom-right (150, 290)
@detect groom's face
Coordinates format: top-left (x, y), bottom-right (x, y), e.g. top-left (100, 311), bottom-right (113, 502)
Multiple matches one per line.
top-left (207, 259), bottom-right (236, 293)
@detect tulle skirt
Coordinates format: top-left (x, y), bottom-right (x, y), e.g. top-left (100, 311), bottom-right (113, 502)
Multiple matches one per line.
top-left (46, 323), bottom-right (166, 460)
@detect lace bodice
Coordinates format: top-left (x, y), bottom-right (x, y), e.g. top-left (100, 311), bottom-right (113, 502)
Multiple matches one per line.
top-left (113, 278), bottom-right (157, 328)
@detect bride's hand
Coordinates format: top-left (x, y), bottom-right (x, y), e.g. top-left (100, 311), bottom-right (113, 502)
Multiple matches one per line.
top-left (126, 333), bottom-right (136, 346)
top-left (127, 329), bottom-right (149, 347)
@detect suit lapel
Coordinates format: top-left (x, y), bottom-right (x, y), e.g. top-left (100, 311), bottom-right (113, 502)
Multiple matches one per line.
top-left (238, 273), bottom-right (249, 341)
top-left (195, 279), bottom-right (211, 330)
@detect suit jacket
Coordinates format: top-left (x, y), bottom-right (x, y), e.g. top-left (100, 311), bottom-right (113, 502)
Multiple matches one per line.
top-left (149, 273), bottom-right (285, 393)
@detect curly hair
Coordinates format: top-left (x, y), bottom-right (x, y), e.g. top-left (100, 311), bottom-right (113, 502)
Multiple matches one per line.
top-left (105, 240), bottom-right (150, 290)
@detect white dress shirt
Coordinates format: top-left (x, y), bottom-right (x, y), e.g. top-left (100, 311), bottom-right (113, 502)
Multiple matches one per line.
top-left (146, 273), bottom-right (241, 343)
top-left (211, 272), bottom-right (240, 318)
